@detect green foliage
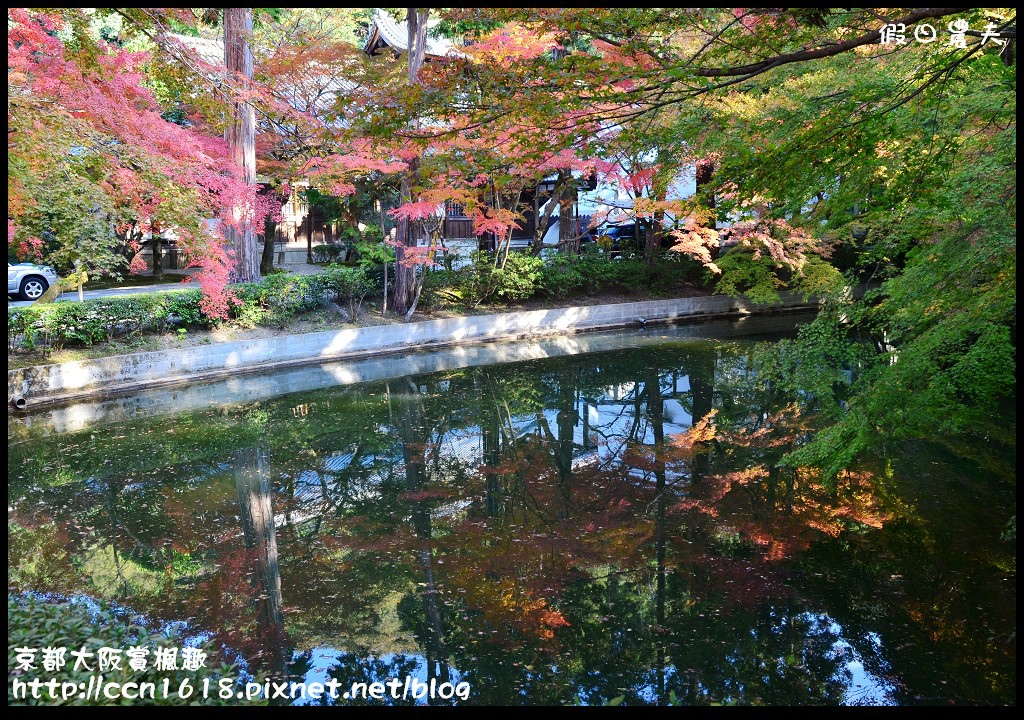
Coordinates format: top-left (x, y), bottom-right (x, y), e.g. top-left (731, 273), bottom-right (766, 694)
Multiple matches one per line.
top-left (8, 593), bottom-right (259, 706)
top-left (322, 264), bottom-right (375, 316)
top-left (353, 239), bottom-right (394, 268)
top-left (231, 273), bottom-right (331, 328)
top-left (163, 290), bottom-right (206, 326)
top-left (789, 255), bottom-right (845, 301)
top-left (425, 252), bottom-right (706, 305)
top-left (537, 255), bottom-right (586, 298)
top-left (538, 255), bottom-right (664, 299)
top-left (490, 251), bottom-right (545, 302)
top-left (8, 271), bottom-right (372, 351)
top-left (778, 209), bottom-right (1016, 480)
top-left (712, 250), bottom-right (784, 305)
top-left (579, 254), bottom-right (636, 293)
top-left (311, 244), bottom-right (346, 264)
top-left (771, 50), bottom-right (1015, 477)
top-left (431, 14), bottom-right (503, 40)
top-left (9, 170), bottom-right (132, 278)
top-left (1001, 516), bottom-right (1015, 543)
top-left (431, 251), bottom-right (545, 306)
top-left (9, 291), bottom-right (204, 350)
top-left (301, 184), bottom-right (385, 237)
top-left (359, 224), bottom-right (385, 244)
top-left (301, 188), bottom-right (350, 224)
top-left (712, 251), bottom-right (844, 305)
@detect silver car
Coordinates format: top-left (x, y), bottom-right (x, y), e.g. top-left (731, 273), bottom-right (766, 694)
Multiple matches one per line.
top-left (8, 262), bottom-right (59, 301)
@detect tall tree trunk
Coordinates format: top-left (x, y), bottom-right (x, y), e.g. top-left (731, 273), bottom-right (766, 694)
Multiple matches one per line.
top-left (483, 397), bottom-right (501, 517)
top-left (645, 367), bottom-right (668, 703)
top-left (689, 349), bottom-right (716, 480)
top-left (260, 213), bottom-right (275, 275)
top-left (646, 158), bottom-right (671, 266)
top-left (305, 208), bottom-right (313, 264)
top-left (393, 174), bottom-right (417, 315)
top-left (530, 177), bottom-right (565, 256)
top-left (557, 168), bottom-right (575, 253)
top-left (645, 211), bottom-right (660, 266)
top-left (378, 200), bottom-right (389, 313)
top-left (151, 220), bottom-right (163, 279)
top-left (394, 376), bottom-right (451, 686)
top-left (554, 371), bottom-right (577, 517)
top-left (391, 8), bottom-right (430, 316)
top-left (223, 8), bottom-right (259, 282)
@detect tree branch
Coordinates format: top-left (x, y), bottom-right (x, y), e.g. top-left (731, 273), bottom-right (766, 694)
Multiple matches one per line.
top-left (691, 8), bottom-right (967, 78)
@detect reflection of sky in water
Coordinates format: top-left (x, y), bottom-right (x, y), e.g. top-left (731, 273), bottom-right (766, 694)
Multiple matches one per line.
top-left (803, 613), bottom-right (896, 706)
top-left (293, 650), bottom-right (467, 706)
top-left (629, 613), bottom-right (896, 706)
top-left (293, 610), bottom-right (897, 707)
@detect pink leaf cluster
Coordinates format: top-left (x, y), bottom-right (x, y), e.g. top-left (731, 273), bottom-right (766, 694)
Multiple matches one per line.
top-left (8, 9), bottom-right (264, 318)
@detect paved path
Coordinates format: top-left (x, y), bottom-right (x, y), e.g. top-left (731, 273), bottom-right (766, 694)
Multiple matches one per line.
top-left (8, 281), bottom-right (200, 308)
top-left (8, 265), bottom-right (323, 308)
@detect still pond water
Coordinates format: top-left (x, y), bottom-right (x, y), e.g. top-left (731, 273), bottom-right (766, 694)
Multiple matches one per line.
top-left (8, 314), bottom-right (1015, 705)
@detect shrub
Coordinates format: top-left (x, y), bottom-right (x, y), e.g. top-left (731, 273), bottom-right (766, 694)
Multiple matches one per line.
top-left (428, 251), bottom-right (544, 306)
top-left (163, 289), bottom-right (206, 326)
top-left (421, 268), bottom-right (464, 308)
top-left (359, 224), bottom-right (385, 244)
top-left (490, 251), bottom-right (544, 302)
top-left (538, 255), bottom-right (585, 298)
top-left (7, 272), bottom-right (342, 352)
top-left (8, 593), bottom-right (260, 706)
top-left (322, 264), bottom-right (375, 317)
top-left (710, 250), bottom-right (778, 303)
top-left (538, 253), bottom-right (704, 299)
top-left (311, 244), bottom-right (345, 264)
top-left (9, 290), bottom-right (205, 351)
top-left (462, 251), bottom-right (548, 305)
top-left (231, 273), bottom-right (330, 328)
top-left (227, 283), bottom-right (270, 328)
top-left (711, 249), bottom-right (838, 305)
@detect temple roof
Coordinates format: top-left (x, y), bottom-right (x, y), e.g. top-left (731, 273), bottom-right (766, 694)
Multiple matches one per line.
top-left (362, 9), bottom-right (458, 59)
top-left (167, 33), bottom-right (224, 64)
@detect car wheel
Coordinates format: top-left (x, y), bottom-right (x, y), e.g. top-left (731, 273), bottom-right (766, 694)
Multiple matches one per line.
top-left (19, 275), bottom-right (48, 301)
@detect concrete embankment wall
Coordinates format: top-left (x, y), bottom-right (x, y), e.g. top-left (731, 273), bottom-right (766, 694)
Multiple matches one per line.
top-left (9, 293), bottom-right (817, 409)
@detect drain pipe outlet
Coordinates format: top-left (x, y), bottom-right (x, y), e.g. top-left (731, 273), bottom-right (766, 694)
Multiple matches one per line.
top-left (11, 396), bottom-right (27, 410)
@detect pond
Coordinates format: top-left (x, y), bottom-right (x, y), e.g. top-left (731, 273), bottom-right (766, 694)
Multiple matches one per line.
top-left (7, 313), bottom-right (1016, 706)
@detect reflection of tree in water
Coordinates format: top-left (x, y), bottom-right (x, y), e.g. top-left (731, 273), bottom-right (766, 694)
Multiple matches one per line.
top-left (281, 348), bottom-right (1012, 704)
top-left (234, 442), bottom-right (287, 677)
top-left (392, 377), bottom-right (453, 693)
top-left (6, 338), bottom-right (1016, 705)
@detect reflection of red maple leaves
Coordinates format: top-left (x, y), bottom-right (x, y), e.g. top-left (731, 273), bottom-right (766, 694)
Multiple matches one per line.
top-left (667, 402), bottom-right (893, 570)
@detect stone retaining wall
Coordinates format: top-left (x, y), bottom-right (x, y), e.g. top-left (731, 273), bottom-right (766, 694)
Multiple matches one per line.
top-left (9, 293), bottom-right (817, 408)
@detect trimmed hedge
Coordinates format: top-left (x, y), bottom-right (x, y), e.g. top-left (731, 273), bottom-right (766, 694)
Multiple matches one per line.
top-left (9, 267), bottom-right (374, 352)
top-left (9, 290), bottom-right (209, 351)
